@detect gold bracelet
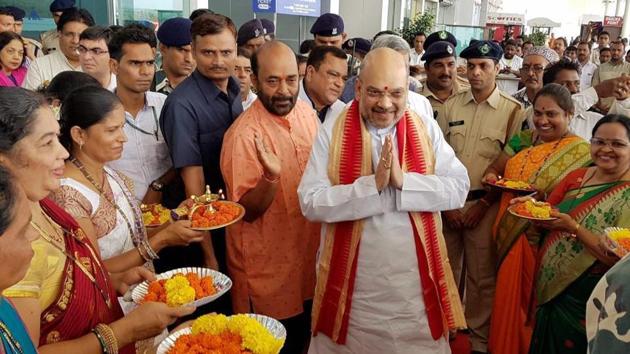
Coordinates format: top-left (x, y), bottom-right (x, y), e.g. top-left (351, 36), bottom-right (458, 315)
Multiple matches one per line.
top-left (95, 323), bottom-right (119, 354)
top-left (574, 223), bottom-right (580, 234)
top-left (263, 173), bottom-right (280, 183)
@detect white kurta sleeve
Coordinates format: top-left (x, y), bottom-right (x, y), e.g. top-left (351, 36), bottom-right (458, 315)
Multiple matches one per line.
top-left (395, 115), bottom-right (470, 212)
top-left (572, 87), bottom-right (599, 116)
top-left (22, 59), bottom-right (43, 90)
top-left (298, 118), bottom-right (385, 223)
top-left (608, 98), bottom-right (630, 116)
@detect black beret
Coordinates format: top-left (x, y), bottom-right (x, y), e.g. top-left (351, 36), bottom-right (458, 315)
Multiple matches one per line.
top-left (460, 40), bottom-right (503, 61)
top-left (157, 17), bottom-right (192, 47)
top-left (342, 38), bottom-right (371, 55)
top-left (50, 0), bottom-right (75, 12)
top-left (237, 19), bottom-right (264, 46)
top-left (4, 6), bottom-right (25, 21)
top-left (421, 41), bottom-right (456, 62)
top-left (260, 18), bottom-right (275, 35)
top-left (310, 13), bottom-right (344, 36)
top-left (424, 30), bottom-right (457, 50)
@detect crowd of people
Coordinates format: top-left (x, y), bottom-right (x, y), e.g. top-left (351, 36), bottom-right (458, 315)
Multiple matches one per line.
top-left (0, 0), bottom-right (630, 354)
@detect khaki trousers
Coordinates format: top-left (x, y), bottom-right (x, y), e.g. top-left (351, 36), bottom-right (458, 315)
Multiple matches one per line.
top-left (443, 201), bottom-right (498, 353)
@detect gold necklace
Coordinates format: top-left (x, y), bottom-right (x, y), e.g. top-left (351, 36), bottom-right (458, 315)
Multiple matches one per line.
top-left (30, 213), bottom-right (113, 309)
top-left (0, 320), bottom-right (25, 354)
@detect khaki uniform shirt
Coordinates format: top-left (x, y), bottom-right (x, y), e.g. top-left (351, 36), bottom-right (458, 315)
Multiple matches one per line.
top-left (439, 86), bottom-right (523, 190)
top-left (40, 29), bottom-right (59, 55)
top-left (420, 77), bottom-right (469, 120)
top-left (592, 61), bottom-right (630, 110)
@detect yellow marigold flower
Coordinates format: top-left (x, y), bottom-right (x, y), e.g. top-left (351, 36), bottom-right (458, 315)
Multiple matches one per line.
top-left (164, 275), bottom-right (195, 306)
top-left (191, 314), bottom-right (229, 335)
top-left (609, 228), bottom-right (630, 241)
top-left (228, 315), bottom-right (284, 354)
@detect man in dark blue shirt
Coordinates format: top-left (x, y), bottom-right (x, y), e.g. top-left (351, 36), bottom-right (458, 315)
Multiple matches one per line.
top-left (159, 14), bottom-right (242, 291)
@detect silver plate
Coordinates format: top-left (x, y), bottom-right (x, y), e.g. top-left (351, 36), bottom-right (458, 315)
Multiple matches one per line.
top-left (156, 313), bottom-right (287, 354)
top-left (131, 267), bottom-right (232, 307)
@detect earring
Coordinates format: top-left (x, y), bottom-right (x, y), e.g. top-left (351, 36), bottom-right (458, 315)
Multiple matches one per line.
top-left (79, 142), bottom-right (84, 151)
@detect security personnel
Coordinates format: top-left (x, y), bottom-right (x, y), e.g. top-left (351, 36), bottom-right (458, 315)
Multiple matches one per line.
top-left (41, 0), bottom-right (75, 55)
top-left (237, 19), bottom-right (265, 54)
top-left (4, 6), bottom-right (44, 59)
top-left (155, 17), bottom-right (194, 95)
top-left (421, 40), bottom-right (469, 120)
top-left (310, 13), bottom-right (346, 48)
top-left (342, 37), bottom-right (370, 75)
top-left (260, 18), bottom-right (275, 41)
top-left (424, 30), bottom-right (469, 87)
top-left (439, 40), bottom-right (524, 354)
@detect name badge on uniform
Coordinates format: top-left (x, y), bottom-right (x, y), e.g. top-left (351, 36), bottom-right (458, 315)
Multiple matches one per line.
top-left (449, 120), bottom-right (465, 127)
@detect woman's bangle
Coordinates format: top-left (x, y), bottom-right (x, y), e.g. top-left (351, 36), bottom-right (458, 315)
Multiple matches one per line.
top-left (92, 328), bottom-right (108, 353)
top-left (93, 323), bottom-right (118, 354)
top-left (574, 222), bottom-right (580, 234)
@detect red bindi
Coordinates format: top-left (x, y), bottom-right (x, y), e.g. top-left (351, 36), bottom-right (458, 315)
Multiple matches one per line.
top-left (384, 86), bottom-right (388, 91)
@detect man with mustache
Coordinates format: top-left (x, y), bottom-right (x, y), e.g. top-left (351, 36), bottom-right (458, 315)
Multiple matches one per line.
top-left (577, 41), bottom-right (597, 90)
top-left (160, 14), bottom-right (243, 292)
top-left (299, 47), bottom-right (468, 354)
top-left (512, 46), bottom-right (559, 110)
top-left (299, 45), bottom-right (348, 122)
top-left (220, 41), bottom-right (321, 354)
top-left (22, 7), bottom-right (94, 90)
top-left (107, 24), bottom-right (176, 206)
top-left (592, 41), bottom-right (630, 112)
top-left (439, 40), bottom-right (524, 354)
top-left (421, 40), bottom-right (469, 120)
top-left (155, 17), bottom-right (194, 95)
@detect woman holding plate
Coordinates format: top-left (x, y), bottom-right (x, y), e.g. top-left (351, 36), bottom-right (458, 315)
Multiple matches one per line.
top-left (51, 86), bottom-right (206, 275)
top-left (513, 114), bottom-right (630, 353)
top-left (483, 84), bottom-right (592, 354)
top-left (0, 87), bottom-right (195, 354)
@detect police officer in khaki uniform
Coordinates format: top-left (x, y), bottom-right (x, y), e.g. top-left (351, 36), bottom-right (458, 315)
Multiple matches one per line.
top-left (41, 0), bottom-right (75, 55)
top-left (420, 38), bottom-right (469, 120)
top-left (438, 40), bottom-right (523, 354)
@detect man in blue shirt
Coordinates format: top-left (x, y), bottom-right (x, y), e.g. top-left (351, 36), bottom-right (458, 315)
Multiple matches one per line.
top-left (159, 14), bottom-right (242, 293)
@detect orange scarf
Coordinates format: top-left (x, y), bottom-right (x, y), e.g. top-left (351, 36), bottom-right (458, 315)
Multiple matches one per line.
top-left (311, 101), bottom-right (465, 344)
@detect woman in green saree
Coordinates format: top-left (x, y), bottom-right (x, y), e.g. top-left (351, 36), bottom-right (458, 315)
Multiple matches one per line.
top-left (523, 114), bottom-right (630, 354)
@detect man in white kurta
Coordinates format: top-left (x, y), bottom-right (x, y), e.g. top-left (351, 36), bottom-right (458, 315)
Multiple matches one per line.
top-left (298, 48), bottom-right (469, 354)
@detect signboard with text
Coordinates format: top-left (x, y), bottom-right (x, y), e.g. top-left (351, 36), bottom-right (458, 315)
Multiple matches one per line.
top-left (253, 0), bottom-right (276, 13)
top-left (604, 16), bottom-right (623, 27)
top-left (253, 0), bottom-right (321, 17)
top-left (486, 12), bottom-right (525, 26)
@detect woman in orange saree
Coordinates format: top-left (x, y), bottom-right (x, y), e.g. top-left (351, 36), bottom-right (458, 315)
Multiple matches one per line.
top-left (483, 84), bottom-right (592, 354)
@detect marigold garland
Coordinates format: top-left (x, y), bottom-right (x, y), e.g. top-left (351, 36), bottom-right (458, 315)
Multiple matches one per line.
top-left (169, 314), bottom-right (284, 354)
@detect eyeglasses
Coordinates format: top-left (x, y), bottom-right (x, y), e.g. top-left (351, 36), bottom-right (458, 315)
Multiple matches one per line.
top-left (519, 65), bottom-right (545, 74)
top-left (78, 45), bottom-right (109, 56)
top-left (590, 137), bottom-right (630, 150)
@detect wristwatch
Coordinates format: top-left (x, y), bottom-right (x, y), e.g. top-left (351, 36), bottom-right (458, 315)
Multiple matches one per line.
top-left (150, 180), bottom-right (164, 192)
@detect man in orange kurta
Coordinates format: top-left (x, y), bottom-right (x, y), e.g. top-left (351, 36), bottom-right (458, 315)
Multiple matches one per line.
top-left (220, 41), bottom-right (321, 354)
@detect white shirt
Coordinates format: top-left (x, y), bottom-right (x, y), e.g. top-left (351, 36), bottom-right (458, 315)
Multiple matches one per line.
top-left (407, 91), bottom-right (435, 121)
top-left (299, 101), bottom-right (468, 354)
top-left (106, 73), bottom-right (117, 92)
top-left (579, 61), bottom-right (598, 90)
top-left (22, 50), bottom-right (81, 90)
top-left (299, 79), bottom-right (346, 122)
top-left (410, 49), bottom-right (425, 66)
top-left (242, 90), bottom-right (257, 110)
top-left (497, 55), bottom-right (523, 95)
top-left (570, 111), bottom-right (602, 141)
top-left (107, 92), bottom-right (172, 201)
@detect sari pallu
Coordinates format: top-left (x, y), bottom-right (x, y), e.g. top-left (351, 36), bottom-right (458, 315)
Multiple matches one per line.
top-left (529, 169), bottom-right (630, 354)
top-left (489, 133), bottom-right (591, 354)
top-left (0, 297), bottom-right (37, 354)
top-left (38, 198), bottom-right (134, 354)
